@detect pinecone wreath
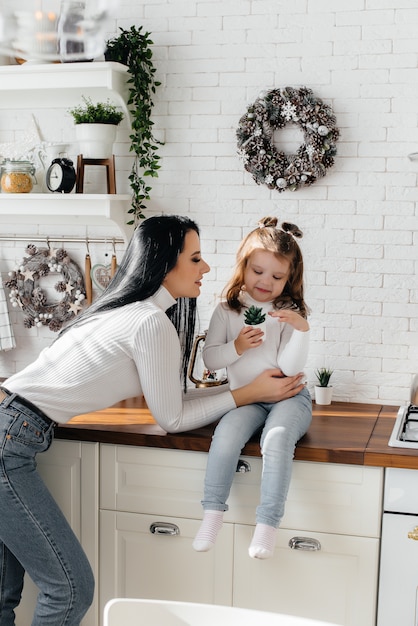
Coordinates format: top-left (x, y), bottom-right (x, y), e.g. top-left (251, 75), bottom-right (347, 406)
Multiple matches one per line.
top-left (5, 244), bottom-right (86, 332)
top-left (237, 86), bottom-right (340, 192)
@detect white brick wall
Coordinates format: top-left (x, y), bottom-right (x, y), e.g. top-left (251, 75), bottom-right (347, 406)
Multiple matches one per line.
top-left (1, 0), bottom-right (417, 406)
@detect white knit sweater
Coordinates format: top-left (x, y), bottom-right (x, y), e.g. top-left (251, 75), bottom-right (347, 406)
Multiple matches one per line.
top-left (203, 294), bottom-right (310, 390)
top-left (4, 287), bottom-right (236, 430)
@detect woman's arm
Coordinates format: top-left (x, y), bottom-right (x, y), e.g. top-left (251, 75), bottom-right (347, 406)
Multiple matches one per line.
top-left (135, 310), bottom-right (304, 433)
top-left (231, 369), bottom-right (305, 407)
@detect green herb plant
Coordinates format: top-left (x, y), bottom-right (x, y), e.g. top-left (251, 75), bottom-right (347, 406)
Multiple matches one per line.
top-left (68, 96), bottom-right (124, 125)
top-left (244, 305), bottom-right (266, 325)
top-left (105, 25), bottom-right (162, 225)
top-left (315, 368), bottom-right (333, 387)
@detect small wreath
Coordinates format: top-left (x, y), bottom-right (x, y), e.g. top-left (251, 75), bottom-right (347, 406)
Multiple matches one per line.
top-left (236, 86), bottom-right (340, 192)
top-left (5, 244), bottom-right (86, 332)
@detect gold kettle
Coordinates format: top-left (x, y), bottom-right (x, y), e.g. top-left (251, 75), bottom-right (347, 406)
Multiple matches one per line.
top-left (188, 332), bottom-right (228, 388)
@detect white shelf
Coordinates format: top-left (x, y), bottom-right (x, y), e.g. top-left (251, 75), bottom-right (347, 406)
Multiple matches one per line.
top-left (0, 62), bottom-right (134, 242)
top-left (0, 61), bottom-right (130, 114)
top-left (0, 194), bottom-right (134, 243)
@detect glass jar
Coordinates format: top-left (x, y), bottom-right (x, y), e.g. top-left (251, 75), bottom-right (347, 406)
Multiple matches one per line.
top-left (1, 160), bottom-right (36, 193)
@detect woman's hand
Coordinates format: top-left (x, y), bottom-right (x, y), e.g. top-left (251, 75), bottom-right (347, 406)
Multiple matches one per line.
top-left (231, 369), bottom-right (306, 407)
top-left (269, 309), bottom-right (309, 332)
top-left (234, 326), bottom-right (263, 355)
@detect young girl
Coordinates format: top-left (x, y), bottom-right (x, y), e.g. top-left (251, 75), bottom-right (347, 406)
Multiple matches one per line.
top-left (193, 216), bottom-right (312, 559)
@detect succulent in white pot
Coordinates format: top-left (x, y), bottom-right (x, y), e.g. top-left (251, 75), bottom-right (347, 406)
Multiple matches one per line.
top-left (314, 367), bottom-right (333, 405)
top-left (243, 305), bottom-right (267, 342)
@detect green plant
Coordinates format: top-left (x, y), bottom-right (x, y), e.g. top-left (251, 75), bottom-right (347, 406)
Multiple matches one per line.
top-left (105, 25), bottom-right (162, 225)
top-left (68, 96), bottom-right (124, 125)
top-left (315, 368), bottom-right (333, 387)
top-left (244, 305), bottom-right (266, 325)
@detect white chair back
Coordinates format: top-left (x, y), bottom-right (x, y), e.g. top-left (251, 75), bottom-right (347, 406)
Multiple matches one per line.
top-left (103, 598), bottom-right (338, 626)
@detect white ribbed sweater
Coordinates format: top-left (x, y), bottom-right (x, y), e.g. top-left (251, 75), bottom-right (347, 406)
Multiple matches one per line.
top-left (4, 287), bottom-right (236, 430)
top-left (203, 295), bottom-right (310, 390)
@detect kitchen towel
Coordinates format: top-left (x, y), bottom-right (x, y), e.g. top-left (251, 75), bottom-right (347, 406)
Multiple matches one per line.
top-left (0, 275), bottom-right (16, 351)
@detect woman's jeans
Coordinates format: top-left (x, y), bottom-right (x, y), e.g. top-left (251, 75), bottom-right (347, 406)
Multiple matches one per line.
top-left (0, 391), bottom-right (94, 626)
top-left (202, 387), bottom-right (312, 528)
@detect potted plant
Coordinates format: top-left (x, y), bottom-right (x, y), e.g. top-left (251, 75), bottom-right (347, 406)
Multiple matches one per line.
top-left (314, 367), bottom-right (333, 405)
top-left (244, 305), bottom-right (267, 342)
top-left (105, 25), bottom-right (162, 225)
top-left (68, 96), bottom-right (124, 159)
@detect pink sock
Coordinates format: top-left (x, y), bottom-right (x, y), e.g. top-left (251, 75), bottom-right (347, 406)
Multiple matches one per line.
top-left (248, 523), bottom-right (276, 559)
top-left (193, 510), bottom-right (224, 552)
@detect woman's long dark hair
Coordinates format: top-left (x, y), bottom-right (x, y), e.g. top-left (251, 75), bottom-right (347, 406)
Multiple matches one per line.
top-left (60, 214), bottom-right (200, 386)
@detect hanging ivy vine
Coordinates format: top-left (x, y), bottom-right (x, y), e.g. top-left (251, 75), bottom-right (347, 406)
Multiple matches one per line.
top-left (105, 26), bottom-right (162, 225)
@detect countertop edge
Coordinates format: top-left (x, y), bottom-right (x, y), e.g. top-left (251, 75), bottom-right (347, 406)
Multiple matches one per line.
top-left (52, 399), bottom-right (415, 469)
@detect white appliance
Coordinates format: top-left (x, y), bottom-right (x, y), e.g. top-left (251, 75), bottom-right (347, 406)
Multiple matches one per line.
top-left (377, 467), bottom-right (418, 625)
top-left (388, 404), bottom-right (418, 449)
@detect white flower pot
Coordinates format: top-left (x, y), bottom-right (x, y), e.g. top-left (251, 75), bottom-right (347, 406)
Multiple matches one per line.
top-left (245, 320), bottom-right (267, 342)
top-left (314, 385), bottom-right (333, 405)
top-left (75, 123), bottom-right (117, 158)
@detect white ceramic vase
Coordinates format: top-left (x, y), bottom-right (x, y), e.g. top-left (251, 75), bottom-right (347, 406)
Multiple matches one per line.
top-left (75, 123), bottom-right (117, 158)
top-left (245, 320), bottom-right (267, 342)
top-left (314, 385), bottom-right (333, 405)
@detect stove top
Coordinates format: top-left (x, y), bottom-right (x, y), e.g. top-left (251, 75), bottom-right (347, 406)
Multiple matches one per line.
top-left (388, 405), bottom-right (418, 449)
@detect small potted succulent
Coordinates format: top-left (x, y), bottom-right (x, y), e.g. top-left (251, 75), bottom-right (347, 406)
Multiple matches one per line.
top-left (244, 305), bottom-right (267, 342)
top-left (68, 96), bottom-right (124, 159)
top-left (314, 367), bottom-right (333, 405)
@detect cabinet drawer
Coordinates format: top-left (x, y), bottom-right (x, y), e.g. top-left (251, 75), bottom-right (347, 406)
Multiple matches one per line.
top-left (100, 444), bottom-right (382, 536)
top-left (99, 509), bottom-right (233, 614)
top-left (233, 525), bottom-right (379, 626)
top-left (100, 444), bottom-right (208, 519)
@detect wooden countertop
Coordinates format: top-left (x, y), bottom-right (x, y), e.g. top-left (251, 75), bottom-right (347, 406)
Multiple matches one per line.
top-left (55, 397), bottom-right (418, 469)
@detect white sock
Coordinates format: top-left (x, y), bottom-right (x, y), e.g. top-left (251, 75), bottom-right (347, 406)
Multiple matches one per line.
top-left (193, 510), bottom-right (224, 552)
top-left (248, 523), bottom-right (276, 559)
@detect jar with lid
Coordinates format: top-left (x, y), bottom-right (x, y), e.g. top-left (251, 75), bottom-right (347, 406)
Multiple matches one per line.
top-left (1, 160), bottom-right (36, 193)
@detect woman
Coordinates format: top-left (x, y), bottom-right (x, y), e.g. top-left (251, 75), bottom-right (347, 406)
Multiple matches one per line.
top-left (0, 215), bottom-right (305, 625)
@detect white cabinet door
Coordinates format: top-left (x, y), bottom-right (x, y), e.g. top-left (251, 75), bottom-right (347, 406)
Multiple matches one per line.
top-left (99, 444), bottom-right (382, 626)
top-left (377, 513), bottom-right (418, 626)
top-left (232, 525), bottom-right (379, 626)
top-left (15, 440), bottom-right (99, 626)
top-left (99, 510), bottom-right (233, 623)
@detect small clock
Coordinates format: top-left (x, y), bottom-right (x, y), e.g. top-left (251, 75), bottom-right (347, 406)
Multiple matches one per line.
top-left (46, 158), bottom-right (76, 193)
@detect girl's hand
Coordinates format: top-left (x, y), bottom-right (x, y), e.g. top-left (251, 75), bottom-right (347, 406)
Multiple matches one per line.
top-left (234, 325), bottom-right (264, 355)
top-left (269, 309), bottom-right (309, 332)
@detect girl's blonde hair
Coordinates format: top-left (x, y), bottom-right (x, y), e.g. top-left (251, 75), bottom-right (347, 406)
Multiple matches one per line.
top-left (224, 216), bottom-right (308, 318)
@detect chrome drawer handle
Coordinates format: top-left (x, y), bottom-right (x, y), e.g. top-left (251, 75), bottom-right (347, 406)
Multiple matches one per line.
top-left (236, 459), bottom-right (251, 473)
top-left (289, 536), bottom-right (321, 551)
top-left (150, 522), bottom-right (180, 536)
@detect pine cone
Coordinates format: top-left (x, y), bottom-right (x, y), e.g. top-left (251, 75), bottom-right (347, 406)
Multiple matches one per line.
top-left (55, 281), bottom-right (68, 293)
top-left (26, 244), bottom-right (37, 256)
top-left (55, 249), bottom-right (67, 262)
top-left (38, 263), bottom-right (50, 277)
top-left (48, 318), bottom-right (63, 332)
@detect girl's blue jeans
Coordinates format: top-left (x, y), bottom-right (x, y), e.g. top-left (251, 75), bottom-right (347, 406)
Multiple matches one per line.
top-left (202, 387), bottom-right (312, 527)
top-left (0, 392), bottom-right (94, 626)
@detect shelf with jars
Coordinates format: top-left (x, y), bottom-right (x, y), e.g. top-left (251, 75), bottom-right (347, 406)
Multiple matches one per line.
top-left (0, 61), bottom-right (133, 243)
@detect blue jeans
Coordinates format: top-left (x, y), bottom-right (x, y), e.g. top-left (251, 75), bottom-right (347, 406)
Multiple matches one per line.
top-left (202, 387), bottom-right (312, 527)
top-left (0, 392), bottom-right (94, 626)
